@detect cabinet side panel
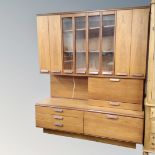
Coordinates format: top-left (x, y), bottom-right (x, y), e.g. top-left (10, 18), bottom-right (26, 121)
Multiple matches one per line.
top-left (130, 8), bottom-right (149, 77)
top-left (37, 16), bottom-right (50, 71)
top-left (115, 10), bottom-right (132, 76)
top-left (49, 15), bottom-right (62, 72)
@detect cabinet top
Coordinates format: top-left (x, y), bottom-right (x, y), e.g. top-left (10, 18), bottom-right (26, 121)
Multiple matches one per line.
top-left (37, 5), bottom-right (149, 16)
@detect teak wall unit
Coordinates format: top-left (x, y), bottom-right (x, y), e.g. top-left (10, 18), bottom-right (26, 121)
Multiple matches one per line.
top-left (36, 2), bottom-right (155, 154)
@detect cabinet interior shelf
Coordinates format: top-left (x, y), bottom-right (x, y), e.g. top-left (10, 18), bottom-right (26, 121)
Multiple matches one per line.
top-left (103, 25), bottom-right (115, 28)
top-left (63, 30), bottom-right (73, 32)
top-left (89, 27), bottom-right (100, 30)
top-left (76, 28), bottom-right (86, 31)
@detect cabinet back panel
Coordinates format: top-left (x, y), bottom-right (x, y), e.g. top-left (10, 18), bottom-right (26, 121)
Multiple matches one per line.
top-left (51, 75), bottom-right (88, 99)
top-left (88, 77), bottom-right (144, 104)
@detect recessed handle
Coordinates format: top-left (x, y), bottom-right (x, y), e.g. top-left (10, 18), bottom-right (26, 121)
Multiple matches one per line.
top-left (54, 108), bottom-right (63, 113)
top-left (116, 72), bottom-right (127, 76)
top-left (54, 122), bottom-right (63, 127)
top-left (108, 101), bottom-right (120, 106)
top-left (53, 115), bottom-right (63, 120)
top-left (40, 69), bottom-right (49, 73)
top-left (132, 73), bottom-right (144, 77)
top-left (109, 78), bottom-right (120, 82)
top-left (106, 114), bottom-right (119, 120)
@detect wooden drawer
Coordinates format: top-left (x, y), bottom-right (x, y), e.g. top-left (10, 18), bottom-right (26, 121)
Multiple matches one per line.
top-left (36, 113), bottom-right (83, 134)
top-left (88, 77), bottom-right (144, 104)
top-left (150, 134), bottom-right (155, 149)
top-left (88, 99), bottom-right (142, 111)
top-left (84, 112), bottom-right (143, 143)
top-left (35, 105), bottom-right (83, 118)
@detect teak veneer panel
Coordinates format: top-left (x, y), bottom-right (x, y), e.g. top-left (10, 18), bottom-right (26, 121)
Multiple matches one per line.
top-left (37, 16), bottom-right (50, 72)
top-left (130, 8), bottom-right (149, 77)
top-left (115, 10), bottom-right (132, 76)
top-left (84, 112), bottom-right (143, 143)
top-left (88, 77), bottom-right (144, 104)
top-left (51, 75), bottom-right (88, 99)
top-left (48, 15), bottom-right (62, 73)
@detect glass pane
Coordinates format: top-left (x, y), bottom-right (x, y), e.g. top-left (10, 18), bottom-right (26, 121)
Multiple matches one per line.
top-left (75, 17), bottom-right (86, 73)
top-left (75, 17), bottom-right (85, 29)
top-left (89, 52), bottom-right (99, 74)
top-left (88, 16), bottom-right (100, 74)
top-left (102, 15), bottom-right (115, 74)
top-left (63, 17), bottom-right (73, 73)
top-left (89, 16), bottom-right (100, 28)
top-left (63, 17), bottom-right (72, 31)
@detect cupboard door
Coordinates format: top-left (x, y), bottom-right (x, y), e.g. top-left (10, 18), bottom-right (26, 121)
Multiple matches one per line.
top-left (62, 17), bottom-right (74, 73)
top-left (49, 15), bottom-right (62, 73)
top-left (37, 16), bottom-right (50, 73)
top-left (130, 9), bottom-right (149, 77)
top-left (102, 14), bottom-right (115, 75)
top-left (88, 14), bottom-right (100, 74)
top-left (115, 10), bottom-right (132, 76)
top-left (75, 16), bottom-right (87, 74)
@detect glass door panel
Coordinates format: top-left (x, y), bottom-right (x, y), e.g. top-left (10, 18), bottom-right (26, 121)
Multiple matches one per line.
top-left (102, 15), bottom-right (115, 75)
top-left (88, 15), bottom-right (100, 74)
top-left (62, 17), bottom-right (73, 73)
top-left (75, 17), bottom-right (86, 74)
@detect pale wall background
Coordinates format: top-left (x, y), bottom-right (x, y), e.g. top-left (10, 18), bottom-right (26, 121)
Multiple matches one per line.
top-left (0, 0), bottom-right (153, 155)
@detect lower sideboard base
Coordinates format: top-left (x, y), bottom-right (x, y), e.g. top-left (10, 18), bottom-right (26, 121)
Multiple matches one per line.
top-left (43, 128), bottom-right (136, 149)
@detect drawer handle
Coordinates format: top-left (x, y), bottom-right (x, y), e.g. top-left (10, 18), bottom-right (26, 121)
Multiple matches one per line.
top-left (54, 108), bottom-right (63, 113)
top-left (108, 102), bottom-right (120, 106)
top-left (54, 122), bottom-right (63, 127)
top-left (132, 73), bottom-right (144, 77)
top-left (106, 114), bottom-right (119, 120)
top-left (53, 115), bottom-right (63, 120)
top-left (116, 72), bottom-right (127, 76)
top-left (40, 69), bottom-right (49, 73)
top-left (51, 70), bottom-right (61, 73)
top-left (109, 78), bottom-right (120, 82)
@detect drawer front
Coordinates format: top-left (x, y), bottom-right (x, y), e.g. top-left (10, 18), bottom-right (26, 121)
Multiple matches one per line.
top-left (88, 77), bottom-right (143, 104)
top-left (150, 134), bottom-right (155, 149)
top-left (36, 106), bottom-right (83, 118)
top-left (88, 99), bottom-right (142, 111)
top-left (36, 113), bottom-right (83, 134)
top-left (84, 112), bottom-right (143, 143)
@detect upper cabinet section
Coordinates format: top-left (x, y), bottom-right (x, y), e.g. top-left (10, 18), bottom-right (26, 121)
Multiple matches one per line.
top-left (37, 7), bottom-right (149, 78)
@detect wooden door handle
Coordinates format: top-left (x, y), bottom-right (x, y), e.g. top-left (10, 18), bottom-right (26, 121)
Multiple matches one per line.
top-left (40, 69), bottom-right (49, 73)
top-left (116, 72), bottom-right (127, 76)
top-left (54, 122), bottom-right (63, 127)
top-left (106, 114), bottom-right (119, 120)
top-left (54, 108), bottom-right (63, 113)
top-left (109, 78), bottom-right (120, 82)
top-left (53, 115), bottom-right (63, 120)
top-left (108, 101), bottom-right (120, 106)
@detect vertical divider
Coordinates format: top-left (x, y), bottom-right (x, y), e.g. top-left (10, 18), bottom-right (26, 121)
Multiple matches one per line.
top-left (113, 11), bottom-right (116, 76)
top-left (99, 12), bottom-right (102, 75)
top-left (73, 16), bottom-right (76, 74)
top-left (86, 13), bottom-right (89, 74)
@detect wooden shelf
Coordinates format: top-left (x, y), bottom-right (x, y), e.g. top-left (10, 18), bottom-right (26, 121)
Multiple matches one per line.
top-left (89, 27), bottom-right (100, 30)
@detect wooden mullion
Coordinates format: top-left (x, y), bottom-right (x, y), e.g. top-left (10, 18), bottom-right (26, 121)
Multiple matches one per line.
top-left (113, 11), bottom-right (116, 75)
top-left (86, 13), bottom-right (89, 74)
top-left (73, 16), bottom-right (76, 74)
top-left (99, 12), bottom-right (103, 75)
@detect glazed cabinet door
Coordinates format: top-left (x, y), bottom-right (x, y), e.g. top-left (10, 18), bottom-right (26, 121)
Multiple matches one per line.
top-left (75, 15), bottom-right (87, 74)
top-left (62, 16), bottom-right (74, 74)
top-left (115, 10), bottom-right (132, 76)
top-left (88, 13), bottom-right (100, 74)
top-left (130, 8), bottom-right (149, 77)
top-left (37, 16), bottom-right (50, 73)
top-left (101, 12), bottom-right (115, 75)
top-left (49, 15), bottom-right (62, 73)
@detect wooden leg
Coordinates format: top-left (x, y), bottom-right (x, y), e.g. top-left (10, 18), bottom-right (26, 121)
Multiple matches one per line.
top-left (143, 151), bottom-right (149, 155)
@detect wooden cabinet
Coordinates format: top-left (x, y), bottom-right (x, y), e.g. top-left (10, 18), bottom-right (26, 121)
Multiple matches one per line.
top-left (36, 6), bottom-right (151, 152)
top-left (37, 16), bottom-right (50, 73)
